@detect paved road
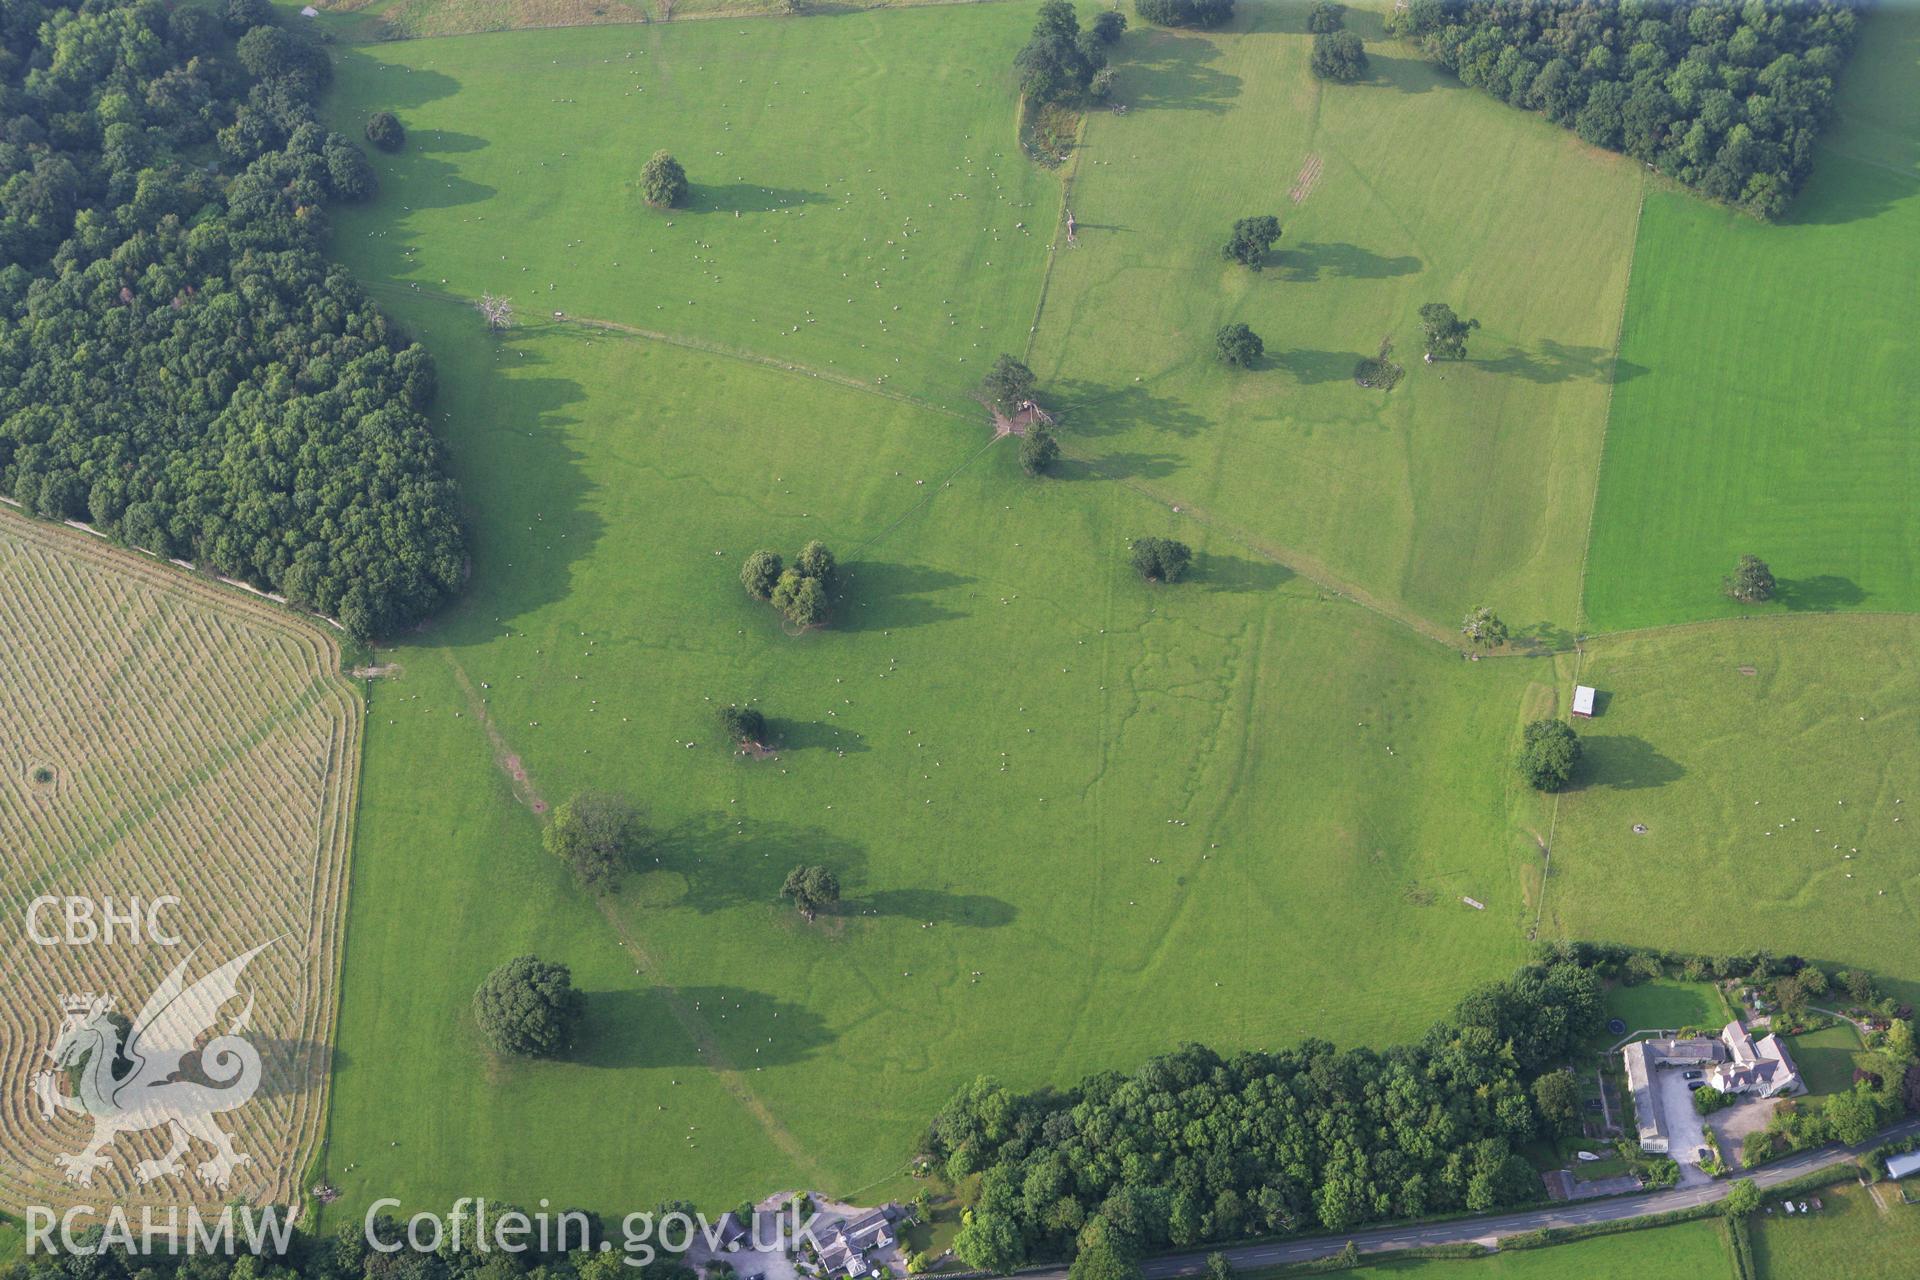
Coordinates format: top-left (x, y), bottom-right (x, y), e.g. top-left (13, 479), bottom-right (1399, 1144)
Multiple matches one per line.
top-left (1018, 1118), bottom-right (1920, 1278)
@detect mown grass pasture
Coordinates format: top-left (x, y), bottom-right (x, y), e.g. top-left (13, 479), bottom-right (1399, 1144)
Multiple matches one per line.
top-left (317, 298), bottom-right (1547, 1216)
top-left (1581, 8), bottom-right (1920, 632)
top-left (1545, 616), bottom-right (1920, 1010)
top-left (1751, 1181), bottom-right (1920, 1279)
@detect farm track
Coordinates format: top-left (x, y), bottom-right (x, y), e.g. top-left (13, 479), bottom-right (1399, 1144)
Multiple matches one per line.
top-left (0, 511), bottom-right (361, 1217)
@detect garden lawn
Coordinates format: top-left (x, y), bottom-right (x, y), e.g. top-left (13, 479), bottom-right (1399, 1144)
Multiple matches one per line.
top-left (1605, 979), bottom-right (1728, 1035)
top-left (1785, 1023), bottom-right (1867, 1098)
top-left (318, 294), bottom-right (1544, 1219)
top-left (1580, 5), bottom-right (1920, 631)
top-left (1025, 4), bottom-right (1643, 636)
top-left (1542, 616), bottom-right (1920, 1011)
top-left (321, 7), bottom-right (1056, 415)
top-left (1752, 1181), bottom-right (1920, 1280)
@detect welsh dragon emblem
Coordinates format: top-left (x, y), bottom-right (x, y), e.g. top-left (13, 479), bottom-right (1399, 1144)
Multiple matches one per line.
top-left (32, 942), bottom-right (272, 1188)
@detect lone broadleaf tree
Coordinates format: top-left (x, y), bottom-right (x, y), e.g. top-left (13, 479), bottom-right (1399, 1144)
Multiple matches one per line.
top-left (781, 864), bottom-right (841, 920)
top-left (1460, 605), bottom-right (1508, 650)
top-left (1215, 322), bottom-right (1264, 368)
top-left (1021, 426), bottom-right (1061, 476)
top-left (771, 570), bottom-right (830, 627)
top-left (719, 704), bottom-right (767, 747)
top-left (1726, 554), bottom-right (1775, 603)
top-left (365, 110), bottom-right (404, 152)
top-left (1516, 718), bottom-right (1581, 792)
top-left (981, 354), bottom-right (1038, 413)
top-left (1310, 29), bottom-right (1368, 82)
top-left (473, 956), bottom-right (585, 1058)
top-left (1419, 303), bottom-right (1479, 361)
top-left (544, 791), bottom-right (645, 892)
top-left (641, 150), bottom-right (689, 208)
top-left (1130, 536), bottom-right (1192, 583)
top-left (1221, 215), bottom-right (1281, 269)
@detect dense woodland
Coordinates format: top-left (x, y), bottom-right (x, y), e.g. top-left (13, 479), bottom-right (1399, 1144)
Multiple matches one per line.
top-left (935, 953), bottom-right (1608, 1272)
top-left (1389, 0), bottom-right (1860, 220)
top-left (0, 0), bottom-right (463, 639)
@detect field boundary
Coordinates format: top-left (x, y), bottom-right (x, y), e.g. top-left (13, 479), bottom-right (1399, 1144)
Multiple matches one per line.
top-left (326, 0), bottom-right (1024, 45)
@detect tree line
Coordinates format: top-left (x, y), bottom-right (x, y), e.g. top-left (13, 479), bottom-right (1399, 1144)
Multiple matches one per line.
top-left (933, 954), bottom-right (1609, 1274)
top-left (0, 0), bottom-right (464, 640)
top-left (1387, 0), bottom-right (1860, 220)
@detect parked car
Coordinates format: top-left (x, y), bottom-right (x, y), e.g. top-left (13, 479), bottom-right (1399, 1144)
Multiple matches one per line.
top-left (1699, 1147), bottom-right (1710, 1161)
top-left (1684, 1070), bottom-right (1703, 1080)
top-left (1688, 1080), bottom-right (1707, 1090)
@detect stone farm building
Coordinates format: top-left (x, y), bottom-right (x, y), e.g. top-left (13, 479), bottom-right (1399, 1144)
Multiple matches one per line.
top-left (1624, 1020), bottom-right (1801, 1153)
top-left (814, 1207), bottom-right (898, 1279)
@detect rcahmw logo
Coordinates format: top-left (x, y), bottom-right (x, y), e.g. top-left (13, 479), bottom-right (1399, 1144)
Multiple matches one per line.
top-left (25, 1205), bottom-right (295, 1257)
top-left (30, 919), bottom-right (274, 1188)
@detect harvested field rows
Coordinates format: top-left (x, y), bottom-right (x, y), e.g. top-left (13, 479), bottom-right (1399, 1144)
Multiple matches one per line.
top-left (0, 512), bottom-right (361, 1215)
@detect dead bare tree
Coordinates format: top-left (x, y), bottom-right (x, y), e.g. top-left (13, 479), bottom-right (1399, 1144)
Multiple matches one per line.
top-left (477, 293), bottom-right (515, 331)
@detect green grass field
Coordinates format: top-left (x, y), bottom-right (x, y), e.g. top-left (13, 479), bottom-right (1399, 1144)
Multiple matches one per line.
top-left (316, 297), bottom-right (1545, 1217)
top-left (1543, 616), bottom-right (1920, 1009)
top-left (1580, 7), bottom-right (1920, 631)
top-left (306, 0), bottom-right (1920, 1231)
top-left (1026, 5), bottom-right (1642, 635)
top-left (325, 7), bottom-right (1056, 414)
top-left (1278, 1219), bottom-right (1727, 1277)
top-left (1752, 1182), bottom-right (1920, 1279)
top-left (1604, 979), bottom-right (1728, 1034)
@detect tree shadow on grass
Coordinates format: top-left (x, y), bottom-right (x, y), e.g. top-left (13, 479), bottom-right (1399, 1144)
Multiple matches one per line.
top-left (1776, 575), bottom-right (1867, 611)
top-left (682, 183), bottom-right (836, 216)
top-left (1053, 379), bottom-right (1212, 438)
top-left (835, 561), bottom-right (973, 631)
top-left (766, 719), bottom-right (870, 754)
top-left (574, 986), bottom-right (833, 1069)
top-left (1510, 619), bottom-right (1577, 654)
top-left (1480, 341), bottom-right (1650, 384)
top-left (1274, 348), bottom-right (1365, 385)
top-left (1061, 450), bottom-right (1184, 481)
top-left (1367, 53), bottom-right (1449, 94)
top-left (1201, 552), bottom-right (1294, 593)
top-left (335, 52), bottom-right (464, 113)
top-left (1577, 735), bottom-right (1685, 791)
top-left (644, 814), bottom-right (869, 915)
top-left (1279, 242), bottom-right (1422, 282)
top-left (1122, 32), bottom-right (1243, 115)
top-left (853, 889), bottom-right (1017, 928)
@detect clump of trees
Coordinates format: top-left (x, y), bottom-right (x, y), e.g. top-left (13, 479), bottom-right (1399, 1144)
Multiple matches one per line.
top-left (1460, 605), bottom-right (1508, 650)
top-left (1311, 29), bottom-right (1368, 83)
top-left (982, 354), bottom-right (1039, 413)
top-left (1386, 0), bottom-right (1859, 220)
top-left (641, 150), bottom-right (690, 208)
top-left (1129, 536), bottom-right (1192, 583)
top-left (473, 956), bottom-right (585, 1058)
top-left (1015, 1), bottom-right (1107, 106)
top-left (936, 955), bottom-right (1606, 1270)
top-left (1516, 718), bottom-right (1581, 791)
top-left (1135, 0), bottom-right (1233, 31)
top-left (1419, 303), bottom-right (1479, 361)
top-left (544, 792), bottom-right (646, 892)
top-left (1726, 554), bottom-right (1774, 603)
top-left (365, 111), bottom-right (405, 152)
top-left (1215, 323), bottom-right (1264, 368)
top-left (781, 864), bottom-right (841, 921)
top-left (0, 0), bottom-right (466, 642)
top-left (1021, 427), bottom-right (1061, 476)
top-left (742, 541), bottom-right (837, 628)
top-left (1092, 10), bottom-right (1127, 44)
top-left (1221, 215), bottom-right (1281, 270)
top-left (720, 704), bottom-right (768, 749)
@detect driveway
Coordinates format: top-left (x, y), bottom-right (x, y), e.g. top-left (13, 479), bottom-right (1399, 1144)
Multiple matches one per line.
top-left (1651, 1066), bottom-right (1712, 1184)
top-left (1708, 1094), bottom-right (1778, 1169)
